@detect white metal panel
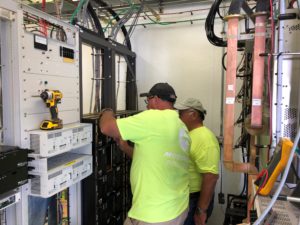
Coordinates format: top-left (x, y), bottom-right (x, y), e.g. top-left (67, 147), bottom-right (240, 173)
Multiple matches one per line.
top-left (0, 2), bottom-right (84, 224)
top-left (21, 32), bottom-right (79, 78)
top-left (278, 10), bottom-right (300, 140)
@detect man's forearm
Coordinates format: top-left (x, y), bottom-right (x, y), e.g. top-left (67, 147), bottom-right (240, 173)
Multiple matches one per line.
top-left (198, 173), bottom-right (219, 210)
top-left (99, 109), bottom-right (121, 139)
top-left (116, 139), bottom-right (134, 158)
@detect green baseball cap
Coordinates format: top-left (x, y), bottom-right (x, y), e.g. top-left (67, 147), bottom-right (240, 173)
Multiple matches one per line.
top-left (175, 98), bottom-right (207, 114)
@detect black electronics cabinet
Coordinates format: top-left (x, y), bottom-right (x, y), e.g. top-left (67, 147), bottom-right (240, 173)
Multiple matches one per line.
top-left (81, 111), bottom-right (136, 225)
top-left (0, 145), bottom-right (29, 195)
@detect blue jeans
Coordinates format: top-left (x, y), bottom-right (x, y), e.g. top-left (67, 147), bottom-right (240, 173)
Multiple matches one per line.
top-left (184, 192), bottom-right (214, 225)
top-left (28, 196), bottom-right (57, 225)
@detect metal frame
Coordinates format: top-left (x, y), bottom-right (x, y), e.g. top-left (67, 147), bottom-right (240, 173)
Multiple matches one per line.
top-left (79, 28), bottom-right (137, 117)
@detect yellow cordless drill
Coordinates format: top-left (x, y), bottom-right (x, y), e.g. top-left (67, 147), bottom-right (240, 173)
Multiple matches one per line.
top-left (40, 90), bottom-right (63, 130)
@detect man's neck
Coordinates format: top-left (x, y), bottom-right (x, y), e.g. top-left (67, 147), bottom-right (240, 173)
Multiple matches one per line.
top-left (155, 102), bottom-right (174, 110)
top-left (189, 123), bottom-right (203, 131)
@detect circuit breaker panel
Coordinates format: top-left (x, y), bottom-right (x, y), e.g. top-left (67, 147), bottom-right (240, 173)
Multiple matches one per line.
top-left (0, 2), bottom-right (92, 225)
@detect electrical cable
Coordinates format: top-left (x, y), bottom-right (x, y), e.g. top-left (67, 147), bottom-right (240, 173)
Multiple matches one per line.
top-left (50, 25), bottom-right (67, 42)
top-left (112, 6), bottom-right (136, 40)
top-left (222, 52), bottom-right (227, 71)
top-left (236, 52), bottom-right (245, 73)
top-left (249, 169), bottom-right (269, 214)
top-left (72, 2), bottom-right (104, 36)
top-left (81, 0), bottom-right (90, 26)
top-left (103, 8), bottom-right (128, 33)
top-left (87, 3), bottom-right (105, 36)
top-left (70, 0), bottom-right (86, 24)
top-left (124, 2), bottom-right (144, 43)
top-left (85, 9), bottom-right (96, 32)
top-left (90, 47), bottom-right (95, 114)
top-left (110, 3), bottom-right (134, 39)
top-left (113, 17), bottom-right (207, 28)
top-left (116, 55), bottom-right (121, 104)
top-left (144, 11), bottom-right (174, 25)
top-left (93, 48), bottom-right (102, 113)
top-left (217, 7), bottom-right (224, 20)
top-left (96, 0), bottom-right (132, 50)
top-left (205, 0), bottom-right (226, 47)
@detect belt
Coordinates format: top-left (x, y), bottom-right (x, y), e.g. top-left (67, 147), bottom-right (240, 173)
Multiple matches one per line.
top-left (189, 191), bottom-right (200, 198)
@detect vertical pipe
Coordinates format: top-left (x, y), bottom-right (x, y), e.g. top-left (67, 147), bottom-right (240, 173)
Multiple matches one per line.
top-left (224, 17), bottom-right (239, 167)
top-left (0, 24), bottom-right (2, 143)
top-left (220, 21), bottom-right (225, 149)
top-left (251, 14), bottom-right (267, 128)
top-left (275, 0), bottom-right (285, 144)
top-left (223, 16), bottom-right (258, 173)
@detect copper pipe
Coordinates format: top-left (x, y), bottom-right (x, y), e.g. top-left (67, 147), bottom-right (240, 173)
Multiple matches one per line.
top-left (251, 15), bottom-right (267, 128)
top-left (247, 174), bottom-right (258, 222)
top-left (249, 136), bottom-right (257, 167)
top-left (223, 17), bottom-right (258, 174)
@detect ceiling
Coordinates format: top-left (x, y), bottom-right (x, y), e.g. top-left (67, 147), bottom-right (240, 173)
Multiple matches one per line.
top-left (22, 0), bottom-right (209, 33)
top-left (24, 0), bottom-right (207, 17)
top-left (99, 0), bottom-right (206, 9)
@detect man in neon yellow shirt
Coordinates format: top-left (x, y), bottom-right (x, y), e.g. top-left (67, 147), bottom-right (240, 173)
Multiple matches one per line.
top-left (99, 83), bottom-right (191, 225)
top-left (175, 98), bottom-right (220, 225)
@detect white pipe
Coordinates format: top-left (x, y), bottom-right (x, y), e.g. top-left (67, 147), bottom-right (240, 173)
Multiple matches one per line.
top-left (275, 0), bottom-right (286, 144)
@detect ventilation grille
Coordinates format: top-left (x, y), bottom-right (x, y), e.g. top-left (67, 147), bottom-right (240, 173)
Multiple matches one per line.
top-left (31, 176), bottom-right (41, 195)
top-left (258, 195), bottom-right (298, 225)
top-left (30, 134), bottom-right (40, 154)
top-left (48, 170), bottom-right (62, 180)
top-left (283, 107), bottom-right (298, 139)
top-left (55, 132), bottom-right (62, 138)
top-left (73, 161), bottom-right (83, 169)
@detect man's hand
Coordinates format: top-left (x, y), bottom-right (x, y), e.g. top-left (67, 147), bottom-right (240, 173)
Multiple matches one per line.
top-left (194, 211), bottom-right (207, 225)
top-left (99, 108), bottom-right (121, 139)
top-left (99, 108), bottom-right (114, 119)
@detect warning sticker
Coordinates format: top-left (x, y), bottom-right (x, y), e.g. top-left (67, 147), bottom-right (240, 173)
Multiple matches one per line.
top-left (226, 97), bottom-right (235, 104)
top-left (252, 99), bottom-right (262, 106)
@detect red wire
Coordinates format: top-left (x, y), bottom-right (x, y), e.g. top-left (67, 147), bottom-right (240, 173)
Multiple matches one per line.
top-left (249, 169), bottom-right (269, 211)
top-left (39, 0), bottom-right (48, 37)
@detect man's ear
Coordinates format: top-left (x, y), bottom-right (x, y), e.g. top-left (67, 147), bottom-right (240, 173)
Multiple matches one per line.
top-left (153, 96), bottom-right (160, 105)
top-left (191, 111), bottom-right (198, 120)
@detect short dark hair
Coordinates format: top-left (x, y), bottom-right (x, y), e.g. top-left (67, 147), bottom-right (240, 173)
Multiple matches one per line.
top-left (196, 109), bottom-right (205, 121)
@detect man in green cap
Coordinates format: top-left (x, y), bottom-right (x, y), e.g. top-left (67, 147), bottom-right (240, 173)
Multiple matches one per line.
top-left (175, 98), bottom-right (220, 225)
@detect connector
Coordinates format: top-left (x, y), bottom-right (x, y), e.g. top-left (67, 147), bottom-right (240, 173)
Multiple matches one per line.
top-left (218, 192), bottom-right (225, 204)
top-left (250, 209), bottom-right (257, 223)
top-left (28, 175), bottom-right (36, 179)
top-left (26, 149), bottom-right (35, 154)
top-left (27, 166), bottom-right (35, 171)
top-left (27, 157), bottom-right (35, 161)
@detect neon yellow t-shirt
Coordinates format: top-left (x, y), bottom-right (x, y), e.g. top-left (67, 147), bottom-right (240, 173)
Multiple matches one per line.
top-left (117, 109), bottom-right (191, 223)
top-left (189, 126), bottom-right (220, 193)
